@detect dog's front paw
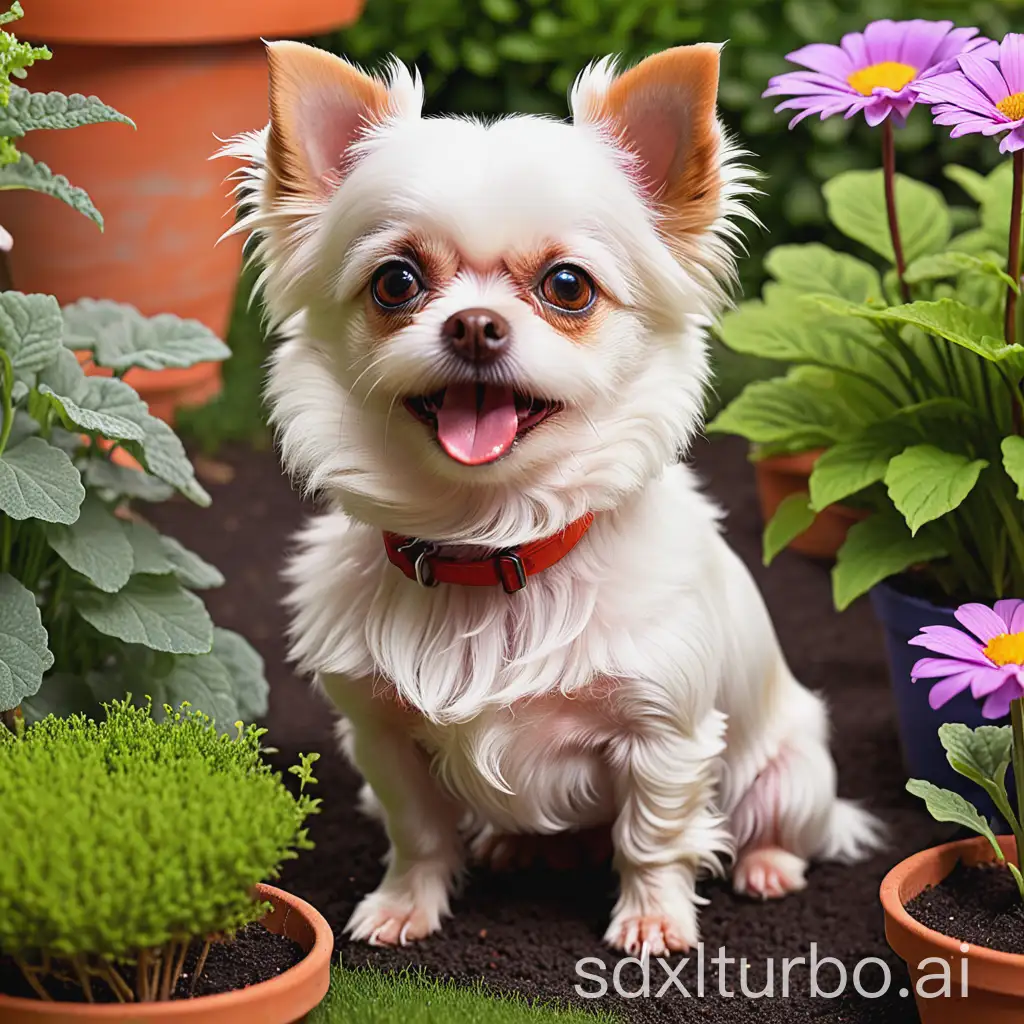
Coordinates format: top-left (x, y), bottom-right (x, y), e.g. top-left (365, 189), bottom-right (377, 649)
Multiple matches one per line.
top-left (733, 847), bottom-right (807, 901)
top-left (604, 908), bottom-right (698, 957)
top-left (345, 889), bottom-right (443, 946)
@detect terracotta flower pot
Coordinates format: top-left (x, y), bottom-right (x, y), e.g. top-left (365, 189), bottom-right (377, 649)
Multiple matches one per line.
top-left (0, 0), bottom-right (365, 423)
top-left (0, 883), bottom-right (333, 1022)
top-left (753, 448), bottom-right (865, 560)
top-left (881, 835), bottom-right (1024, 1024)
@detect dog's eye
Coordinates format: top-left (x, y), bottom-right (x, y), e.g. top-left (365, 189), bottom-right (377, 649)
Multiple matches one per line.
top-left (538, 265), bottom-right (595, 313)
top-left (372, 261), bottom-right (424, 309)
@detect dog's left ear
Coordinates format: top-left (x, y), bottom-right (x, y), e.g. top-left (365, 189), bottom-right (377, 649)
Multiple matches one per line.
top-left (572, 45), bottom-right (722, 238)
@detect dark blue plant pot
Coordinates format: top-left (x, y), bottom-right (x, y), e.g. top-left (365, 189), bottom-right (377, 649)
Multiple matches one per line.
top-left (870, 581), bottom-right (1012, 825)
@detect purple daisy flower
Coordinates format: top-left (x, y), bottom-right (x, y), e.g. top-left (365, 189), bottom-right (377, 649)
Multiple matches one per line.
top-left (910, 599), bottom-right (1024, 719)
top-left (764, 19), bottom-right (996, 128)
top-left (913, 34), bottom-right (1024, 153)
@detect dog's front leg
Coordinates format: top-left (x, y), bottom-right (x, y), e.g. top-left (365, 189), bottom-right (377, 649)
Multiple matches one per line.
top-left (325, 675), bottom-right (463, 946)
top-left (605, 701), bottom-right (730, 957)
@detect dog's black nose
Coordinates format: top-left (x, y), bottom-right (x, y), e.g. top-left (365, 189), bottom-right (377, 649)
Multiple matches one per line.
top-left (442, 308), bottom-right (510, 365)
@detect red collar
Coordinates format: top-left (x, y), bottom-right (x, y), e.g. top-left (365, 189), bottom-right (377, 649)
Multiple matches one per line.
top-left (383, 512), bottom-right (595, 594)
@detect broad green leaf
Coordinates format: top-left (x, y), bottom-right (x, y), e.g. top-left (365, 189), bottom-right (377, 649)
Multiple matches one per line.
top-left (159, 536), bottom-right (224, 590)
top-left (0, 291), bottom-right (62, 379)
top-left (122, 416), bottom-right (210, 507)
top-left (7, 410), bottom-right (37, 448)
top-left (824, 170), bottom-right (951, 265)
top-left (884, 444), bottom-right (988, 535)
top-left (44, 495), bottom-right (134, 593)
top-left (809, 433), bottom-right (900, 511)
top-left (764, 243), bottom-right (883, 303)
top-left (75, 576), bottom-right (213, 655)
top-left (1003, 436), bottom-right (1024, 500)
top-left (939, 723), bottom-right (1013, 784)
top-left (147, 651), bottom-right (238, 727)
top-left (62, 299), bottom-right (230, 372)
top-left (763, 492), bottom-right (815, 566)
top-left (0, 87), bottom-right (133, 136)
top-left (904, 251), bottom-right (1017, 292)
top-left (37, 349), bottom-right (145, 441)
top-left (83, 459), bottom-right (174, 503)
top-left (832, 513), bottom-right (948, 610)
top-left (0, 153), bottom-right (102, 228)
top-left (0, 437), bottom-right (84, 523)
top-left (211, 627), bottom-right (268, 722)
top-left (707, 372), bottom-right (864, 450)
top-left (906, 779), bottom-right (1003, 861)
top-left (0, 573), bottom-right (52, 711)
top-left (945, 164), bottom-right (990, 204)
top-left (124, 520), bottom-right (223, 589)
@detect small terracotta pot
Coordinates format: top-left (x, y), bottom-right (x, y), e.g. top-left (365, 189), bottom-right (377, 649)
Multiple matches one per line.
top-left (1, 0), bottom-right (365, 423)
top-left (0, 883), bottom-right (333, 1023)
top-left (753, 448), bottom-right (865, 560)
top-left (881, 835), bottom-right (1024, 1024)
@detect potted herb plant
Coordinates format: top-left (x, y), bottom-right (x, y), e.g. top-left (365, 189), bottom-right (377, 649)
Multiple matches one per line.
top-left (0, 4), bottom-right (269, 727)
top-left (710, 23), bottom-right (1024, 799)
top-left (0, 698), bottom-right (330, 1020)
top-left (881, 599), bottom-right (1024, 1022)
top-left (0, 0), bottom-right (365, 422)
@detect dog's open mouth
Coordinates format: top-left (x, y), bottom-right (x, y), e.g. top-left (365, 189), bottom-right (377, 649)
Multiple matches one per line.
top-left (404, 384), bottom-right (562, 466)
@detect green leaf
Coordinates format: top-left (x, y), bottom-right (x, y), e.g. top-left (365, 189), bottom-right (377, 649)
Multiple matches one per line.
top-left (83, 459), bottom-right (174, 504)
top-left (939, 723), bottom-right (1013, 784)
top-left (884, 444), bottom-right (988, 535)
top-left (945, 164), bottom-right (990, 204)
top-left (62, 299), bottom-right (231, 372)
top-left (122, 416), bottom-right (210, 507)
top-left (147, 651), bottom-right (239, 727)
top-left (159, 536), bottom-right (224, 590)
top-left (0, 437), bottom-right (84, 524)
top-left (707, 372), bottom-right (864, 450)
top-left (906, 778), bottom-right (1003, 861)
top-left (1009, 863), bottom-right (1024, 902)
top-left (1003, 436), bottom-right (1024, 500)
top-left (832, 513), bottom-right (948, 611)
top-left (763, 243), bottom-right (882, 303)
top-left (19, 672), bottom-right (102, 723)
top-left (210, 628), bottom-right (267, 722)
top-left (0, 87), bottom-right (133, 136)
top-left (75, 576), bottom-right (213, 655)
top-left (44, 495), bottom-right (134, 593)
top-left (0, 153), bottom-right (102, 229)
top-left (0, 291), bottom-right (62, 380)
top-left (37, 349), bottom-right (145, 441)
top-left (124, 520), bottom-right (223, 589)
top-left (904, 251), bottom-right (1018, 292)
top-left (809, 433), bottom-right (900, 511)
top-left (763, 492), bottom-right (816, 566)
top-left (0, 573), bottom-right (52, 712)
top-left (824, 170), bottom-right (950, 266)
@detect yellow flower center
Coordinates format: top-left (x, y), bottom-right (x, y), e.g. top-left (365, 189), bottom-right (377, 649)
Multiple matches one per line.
top-left (847, 61), bottom-right (918, 97)
top-left (984, 631), bottom-right (1024, 667)
top-left (997, 92), bottom-right (1024, 120)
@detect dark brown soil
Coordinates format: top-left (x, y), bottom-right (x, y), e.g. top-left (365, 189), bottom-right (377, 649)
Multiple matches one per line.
top-left (143, 434), bottom-right (958, 1023)
top-left (0, 923), bottom-right (303, 1003)
top-left (906, 861), bottom-right (1024, 955)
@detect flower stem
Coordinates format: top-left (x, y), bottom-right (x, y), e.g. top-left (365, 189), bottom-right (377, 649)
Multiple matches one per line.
top-left (882, 119), bottom-right (911, 304)
top-left (1012, 698), bottom-right (1024, 873)
top-left (1006, 150), bottom-right (1024, 347)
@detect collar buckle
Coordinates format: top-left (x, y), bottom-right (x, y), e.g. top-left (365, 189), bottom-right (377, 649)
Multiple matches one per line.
top-left (396, 538), bottom-right (439, 588)
top-left (495, 551), bottom-right (528, 593)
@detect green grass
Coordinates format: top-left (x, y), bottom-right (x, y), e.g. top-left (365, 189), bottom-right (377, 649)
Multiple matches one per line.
top-left (308, 966), bottom-right (619, 1024)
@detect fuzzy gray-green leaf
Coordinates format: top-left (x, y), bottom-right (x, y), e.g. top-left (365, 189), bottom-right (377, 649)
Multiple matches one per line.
top-left (45, 495), bottom-right (134, 593)
top-left (0, 87), bottom-right (133, 137)
top-left (0, 291), bottom-right (62, 381)
top-left (75, 576), bottom-right (213, 655)
top-left (0, 573), bottom-right (52, 712)
top-left (0, 437), bottom-right (84, 523)
top-left (906, 778), bottom-right (1003, 860)
top-left (211, 628), bottom-right (267, 722)
top-left (0, 153), bottom-right (102, 228)
top-left (83, 459), bottom-right (174, 504)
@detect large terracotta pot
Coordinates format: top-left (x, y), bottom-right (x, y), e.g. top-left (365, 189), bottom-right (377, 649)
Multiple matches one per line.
top-left (881, 835), bottom-right (1024, 1024)
top-left (0, 883), bottom-right (333, 1022)
top-left (0, 1), bottom-right (365, 422)
top-left (753, 448), bottom-right (865, 560)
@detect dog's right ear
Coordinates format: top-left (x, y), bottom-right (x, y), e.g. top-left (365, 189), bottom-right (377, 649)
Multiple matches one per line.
top-left (266, 42), bottom-right (409, 200)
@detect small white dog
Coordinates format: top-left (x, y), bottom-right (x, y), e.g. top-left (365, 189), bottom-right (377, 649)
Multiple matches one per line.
top-left (224, 40), bottom-right (881, 956)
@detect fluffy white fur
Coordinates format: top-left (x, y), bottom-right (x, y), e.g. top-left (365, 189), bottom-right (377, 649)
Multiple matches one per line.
top-left (223, 42), bottom-right (882, 956)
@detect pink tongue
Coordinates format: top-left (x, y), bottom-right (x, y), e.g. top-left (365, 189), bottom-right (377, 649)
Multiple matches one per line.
top-left (435, 383), bottom-right (519, 466)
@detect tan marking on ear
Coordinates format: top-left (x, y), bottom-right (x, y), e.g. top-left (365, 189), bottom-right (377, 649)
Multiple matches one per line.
top-left (266, 41), bottom-right (392, 201)
top-left (598, 45), bottom-right (722, 244)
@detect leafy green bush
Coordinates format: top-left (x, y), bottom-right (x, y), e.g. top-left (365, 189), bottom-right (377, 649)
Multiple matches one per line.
top-left (330, 0), bottom-right (1021, 294)
top-left (708, 161), bottom-right (1024, 609)
top-left (0, 4), bottom-right (268, 726)
top-left (0, 699), bottom-right (319, 1002)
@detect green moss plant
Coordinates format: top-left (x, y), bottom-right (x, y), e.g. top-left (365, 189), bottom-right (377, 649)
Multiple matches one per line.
top-left (0, 698), bottom-right (320, 1003)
